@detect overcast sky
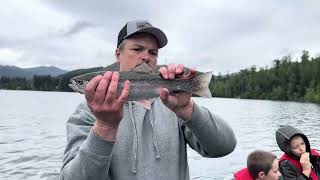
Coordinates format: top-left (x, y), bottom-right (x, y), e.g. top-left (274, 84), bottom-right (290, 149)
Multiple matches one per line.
top-left (1, 0), bottom-right (320, 74)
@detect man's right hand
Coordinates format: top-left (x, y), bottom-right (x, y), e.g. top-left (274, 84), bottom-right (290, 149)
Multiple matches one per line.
top-left (84, 71), bottom-right (130, 140)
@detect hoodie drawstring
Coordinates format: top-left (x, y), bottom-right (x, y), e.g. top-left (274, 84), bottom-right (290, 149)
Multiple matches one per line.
top-left (128, 100), bottom-right (161, 174)
top-left (129, 102), bottom-right (138, 174)
top-left (149, 110), bottom-right (161, 159)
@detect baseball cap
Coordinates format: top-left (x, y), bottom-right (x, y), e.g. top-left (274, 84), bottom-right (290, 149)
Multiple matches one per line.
top-left (117, 20), bottom-right (168, 48)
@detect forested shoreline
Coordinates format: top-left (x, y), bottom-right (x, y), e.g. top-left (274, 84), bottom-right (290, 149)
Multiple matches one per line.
top-left (1, 51), bottom-right (320, 103)
top-left (0, 66), bottom-right (106, 92)
top-left (211, 50), bottom-right (320, 103)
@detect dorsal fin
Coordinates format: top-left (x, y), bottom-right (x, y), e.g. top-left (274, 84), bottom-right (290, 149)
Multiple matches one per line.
top-left (131, 62), bottom-right (153, 73)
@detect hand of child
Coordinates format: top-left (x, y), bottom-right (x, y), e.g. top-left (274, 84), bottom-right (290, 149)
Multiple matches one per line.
top-left (300, 152), bottom-right (311, 177)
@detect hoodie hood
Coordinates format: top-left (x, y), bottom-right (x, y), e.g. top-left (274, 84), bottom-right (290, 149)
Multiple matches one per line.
top-left (275, 125), bottom-right (311, 158)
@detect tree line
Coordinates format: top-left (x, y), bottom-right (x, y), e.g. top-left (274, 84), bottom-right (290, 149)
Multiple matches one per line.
top-left (210, 50), bottom-right (320, 103)
top-left (0, 66), bottom-right (106, 92)
top-left (1, 51), bottom-right (319, 103)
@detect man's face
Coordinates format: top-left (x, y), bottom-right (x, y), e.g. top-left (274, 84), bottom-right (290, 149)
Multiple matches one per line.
top-left (262, 159), bottom-right (281, 180)
top-left (115, 33), bottom-right (159, 71)
top-left (290, 136), bottom-right (306, 157)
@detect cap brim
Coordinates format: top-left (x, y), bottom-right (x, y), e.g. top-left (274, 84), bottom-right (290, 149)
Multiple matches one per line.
top-left (125, 27), bottom-right (168, 48)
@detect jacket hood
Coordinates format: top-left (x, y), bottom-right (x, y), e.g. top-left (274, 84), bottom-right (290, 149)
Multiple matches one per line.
top-left (275, 125), bottom-right (310, 157)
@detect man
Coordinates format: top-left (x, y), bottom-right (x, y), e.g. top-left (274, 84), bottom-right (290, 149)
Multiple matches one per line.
top-left (60, 19), bottom-right (237, 180)
top-left (234, 150), bottom-right (282, 180)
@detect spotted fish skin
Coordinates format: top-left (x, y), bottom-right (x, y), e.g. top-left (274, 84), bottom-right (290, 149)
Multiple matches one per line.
top-left (69, 63), bottom-right (213, 101)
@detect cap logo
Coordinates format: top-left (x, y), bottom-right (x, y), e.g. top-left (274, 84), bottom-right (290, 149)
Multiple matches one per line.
top-left (136, 22), bottom-right (152, 29)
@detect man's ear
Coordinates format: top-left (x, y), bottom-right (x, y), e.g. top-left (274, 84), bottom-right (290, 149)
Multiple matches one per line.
top-left (115, 48), bottom-right (121, 62)
top-left (257, 171), bottom-right (265, 179)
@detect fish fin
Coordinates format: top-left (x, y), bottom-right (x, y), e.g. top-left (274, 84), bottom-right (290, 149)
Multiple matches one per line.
top-left (131, 62), bottom-right (153, 73)
top-left (192, 72), bottom-right (213, 98)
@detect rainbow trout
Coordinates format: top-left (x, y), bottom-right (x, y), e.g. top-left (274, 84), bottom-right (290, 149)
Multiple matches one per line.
top-left (69, 62), bottom-right (213, 101)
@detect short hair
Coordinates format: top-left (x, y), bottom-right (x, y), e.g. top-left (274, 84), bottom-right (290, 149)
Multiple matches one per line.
top-left (247, 150), bottom-right (277, 178)
top-left (289, 134), bottom-right (304, 145)
top-left (118, 40), bottom-right (125, 51)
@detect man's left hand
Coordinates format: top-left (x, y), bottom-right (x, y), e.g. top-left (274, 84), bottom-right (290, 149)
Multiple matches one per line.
top-left (158, 64), bottom-right (193, 121)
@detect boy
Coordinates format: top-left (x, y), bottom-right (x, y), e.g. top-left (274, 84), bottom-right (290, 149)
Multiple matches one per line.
top-left (234, 150), bottom-right (281, 180)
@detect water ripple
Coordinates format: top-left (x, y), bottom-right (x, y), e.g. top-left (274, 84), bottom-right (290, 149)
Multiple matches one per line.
top-left (1, 91), bottom-right (320, 179)
top-left (7, 155), bottom-right (40, 164)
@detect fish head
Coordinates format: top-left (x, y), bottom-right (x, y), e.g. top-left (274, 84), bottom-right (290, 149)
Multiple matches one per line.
top-left (69, 70), bottom-right (106, 85)
top-left (68, 78), bottom-right (89, 94)
top-left (70, 78), bottom-right (88, 86)
top-left (69, 72), bottom-right (102, 93)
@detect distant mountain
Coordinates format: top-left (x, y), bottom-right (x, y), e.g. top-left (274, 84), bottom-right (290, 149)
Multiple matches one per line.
top-left (0, 65), bottom-right (68, 79)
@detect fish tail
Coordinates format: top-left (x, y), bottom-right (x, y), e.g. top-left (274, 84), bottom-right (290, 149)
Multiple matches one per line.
top-left (192, 72), bottom-right (213, 98)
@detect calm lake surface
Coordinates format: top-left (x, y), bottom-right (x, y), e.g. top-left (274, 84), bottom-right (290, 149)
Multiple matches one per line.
top-left (0, 90), bottom-right (319, 180)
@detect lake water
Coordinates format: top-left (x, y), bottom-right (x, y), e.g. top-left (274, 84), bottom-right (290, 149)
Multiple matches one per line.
top-left (0, 90), bottom-right (319, 180)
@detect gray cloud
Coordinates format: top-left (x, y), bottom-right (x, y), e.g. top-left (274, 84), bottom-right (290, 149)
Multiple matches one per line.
top-left (1, 0), bottom-right (320, 74)
top-left (62, 21), bottom-right (95, 37)
top-left (0, 36), bottom-right (20, 49)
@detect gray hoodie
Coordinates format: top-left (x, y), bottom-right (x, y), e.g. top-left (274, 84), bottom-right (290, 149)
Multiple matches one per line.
top-left (60, 98), bottom-right (237, 180)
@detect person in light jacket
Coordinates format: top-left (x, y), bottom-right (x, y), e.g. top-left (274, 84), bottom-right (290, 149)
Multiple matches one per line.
top-left (60, 19), bottom-right (237, 180)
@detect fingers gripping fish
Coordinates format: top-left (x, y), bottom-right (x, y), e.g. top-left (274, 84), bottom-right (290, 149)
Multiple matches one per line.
top-left (69, 62), bottom-right (213, 101)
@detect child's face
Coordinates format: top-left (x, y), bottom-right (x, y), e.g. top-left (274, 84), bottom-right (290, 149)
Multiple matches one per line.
top-left (290, 136), bottom-right (306, 157)
top-left (262, 159), bottom-right (281, 180)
